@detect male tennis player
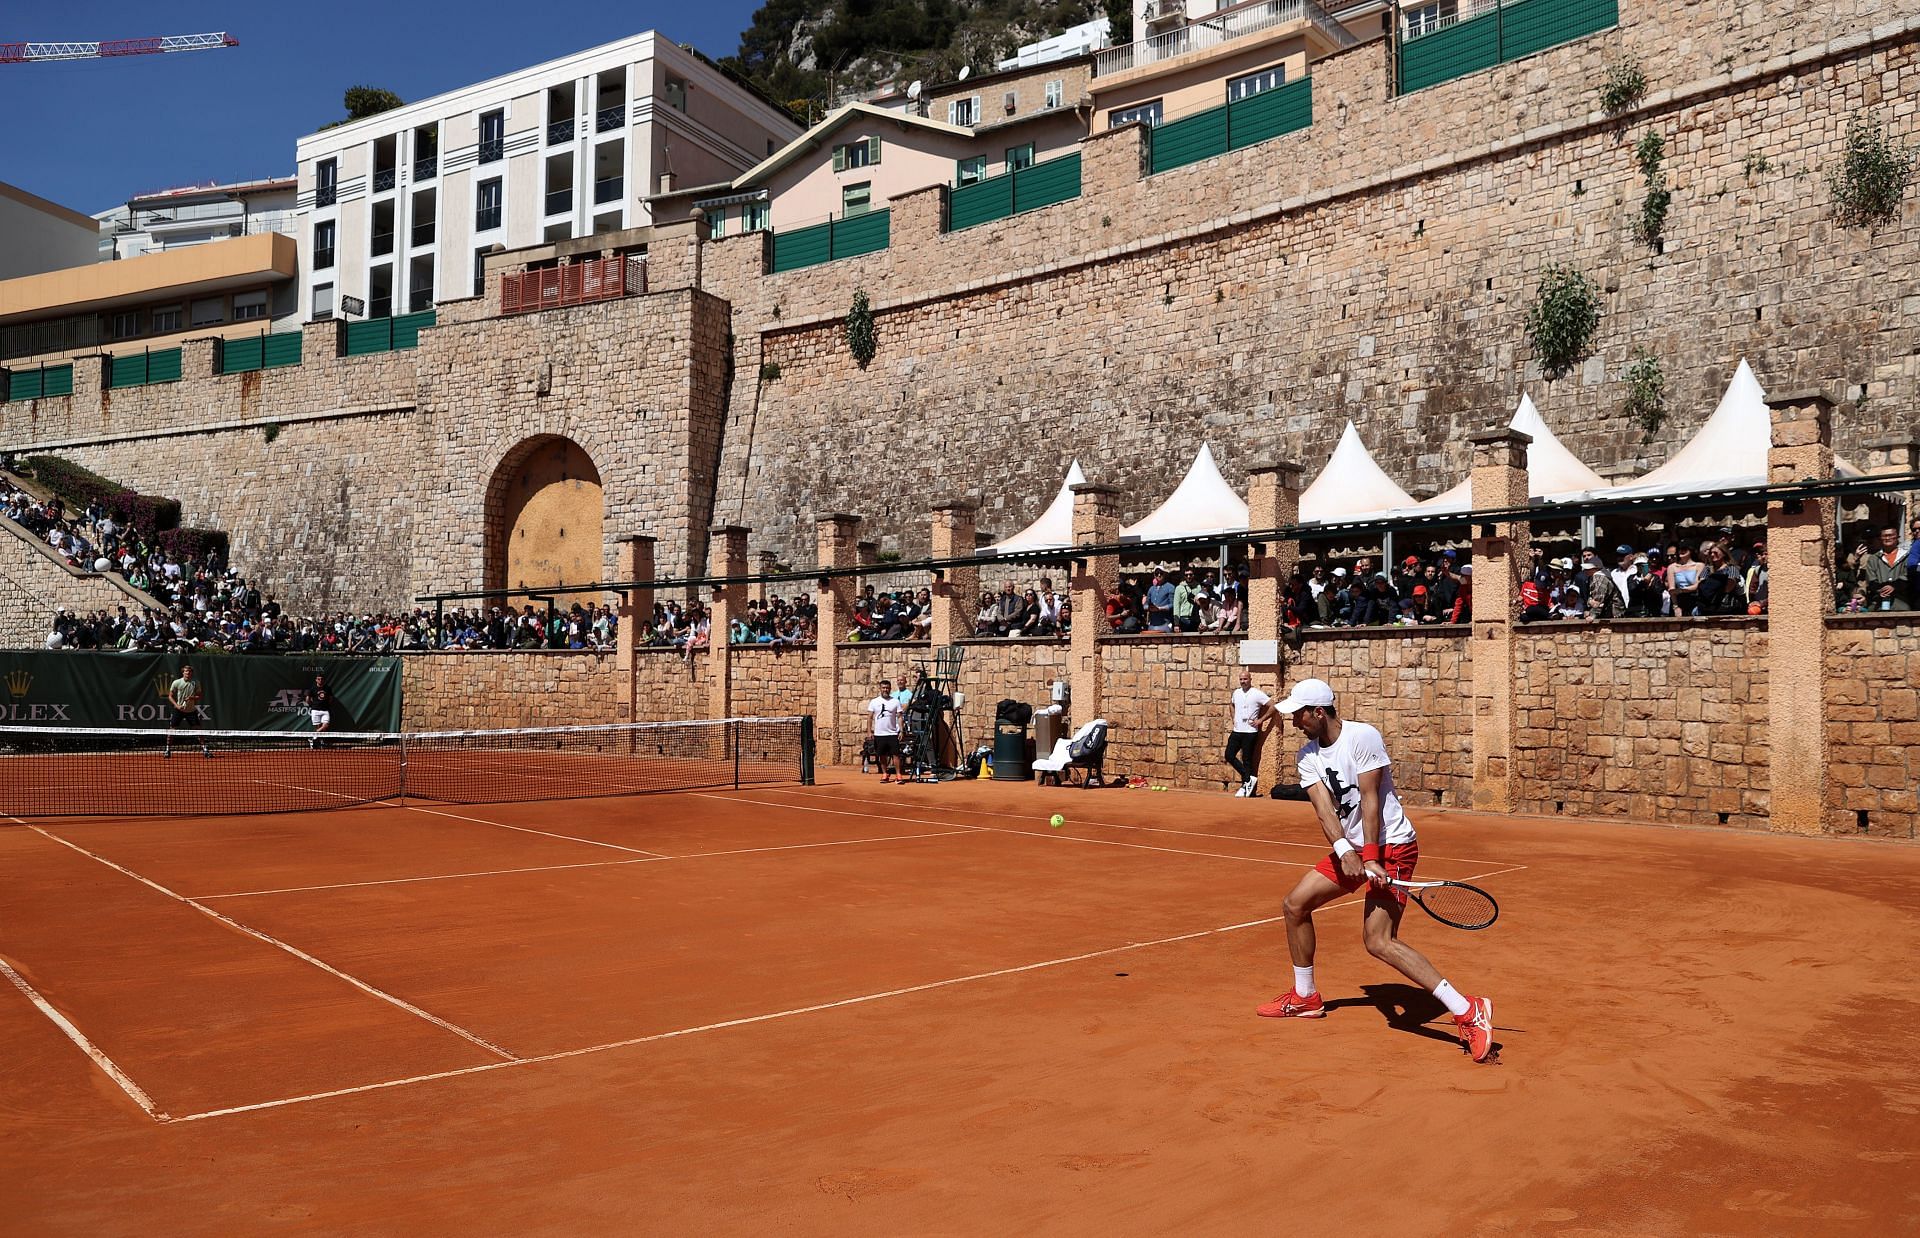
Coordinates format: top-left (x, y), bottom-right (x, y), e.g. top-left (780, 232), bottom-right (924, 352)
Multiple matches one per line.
top-left (163, 663), bottom-right (211, 759)
top-left (867, 677), bottom-right (905, 784)
top-left (303, 673), bottom-right (336, 749)
top-left (1256, 678), bottom-right (1494, 1062)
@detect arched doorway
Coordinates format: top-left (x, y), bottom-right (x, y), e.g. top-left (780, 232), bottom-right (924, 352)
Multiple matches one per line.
top-left (484, 436), bottom-right (605, 598)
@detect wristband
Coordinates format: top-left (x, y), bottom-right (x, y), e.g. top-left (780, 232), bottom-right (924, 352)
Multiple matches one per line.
top-left (1332, 839), bottom-right (1356, 859)
top-left (1362, 843), bottom-right (1383, 863)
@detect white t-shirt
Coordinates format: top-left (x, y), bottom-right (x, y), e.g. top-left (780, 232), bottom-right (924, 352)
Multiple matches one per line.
top-left (1296, 720), bottom-right (1415, 846)
top-left (867, 696), bottom-right (903, 737)
top-left (1230, 687), bottom-right (1270, 734)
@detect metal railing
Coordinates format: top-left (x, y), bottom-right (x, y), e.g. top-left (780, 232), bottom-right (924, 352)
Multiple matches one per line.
top-left (595, 104), bottom-right (623, 132)
top-left (412, 155), bottom-right (436, 181)
top-left (314, 247), bottom-right (335, 270)
top-left (371, 229), bottom-right (394, 257)
top-left (1402, 0), bottom-right (1502, 41)
top-left (411, 220), bottom-right (435, 248)
top-left (479, 138), bottom-right (504, 164)
top-left (474, 207), bottom-right (501, 233)
top-left (593, 177), bottom-right (624, 205)
top-left (408, 290), bottom-right (434, 314)
top-left (544, 188), bottom-right (572, 215)
top-left (315, 185), bottom-right (336, 208)
top-left (499, 255), bottom-right (646, 315)
top-left (373, 168), bottom-right (396, 192)
top-left (1094, 0), bottom-right (1356, 76)
top-left (547, 118), bottom-right (574, 144)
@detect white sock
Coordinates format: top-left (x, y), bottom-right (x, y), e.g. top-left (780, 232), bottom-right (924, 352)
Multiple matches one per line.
top-left (1433, 979), bottom-right (1471, 1018)
top-left (1293, 966), bottom-right (1316, 998)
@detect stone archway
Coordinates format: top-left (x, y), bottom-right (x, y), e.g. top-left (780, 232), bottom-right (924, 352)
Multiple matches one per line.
top-left (484, 436), bottom-right (605, 597)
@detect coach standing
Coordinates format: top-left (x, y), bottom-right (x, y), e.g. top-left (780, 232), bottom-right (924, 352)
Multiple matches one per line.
top-left (304, 673), bottom-right (337, 748)
top-left (1225, 669), bottom-right (1272, 797)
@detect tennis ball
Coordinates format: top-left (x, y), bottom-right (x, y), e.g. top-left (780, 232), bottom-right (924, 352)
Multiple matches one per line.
top-left (1049, 813), bottom-right (1065, 829)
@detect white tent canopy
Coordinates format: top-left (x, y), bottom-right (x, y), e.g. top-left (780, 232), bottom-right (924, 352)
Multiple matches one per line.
top-left (1121, 443), bottom-right (1249, 542)
top-left (1416, 394), bottom-right (1608, 512)
top-left (1298, 421), bottom-right (1414, 523)
top-left (988, 460), bottom-right (1085, 554)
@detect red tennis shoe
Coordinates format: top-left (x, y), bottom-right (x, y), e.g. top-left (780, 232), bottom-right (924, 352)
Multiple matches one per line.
top-left (1454, 995), bottom-right (1495, 1061)
top-left (1256, 989), bottom-right (1325, 1019)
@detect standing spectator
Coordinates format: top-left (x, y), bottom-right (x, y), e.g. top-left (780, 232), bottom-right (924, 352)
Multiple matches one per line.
top-left (1173, 569), bottom-right (1202, 633)
top-left (1904, 517), bottom-right (1920, 609)
top-left (1144, 570), bottom-right (1176, 632)
top-left (1224, 669), bottom-right (1272, 797)
top-left (1744, 545), bottom-right (1769, 614)
top-left (866, 677), bottom-right (905, 783)
top-left (1857, 525), bottom-right (1911, 611)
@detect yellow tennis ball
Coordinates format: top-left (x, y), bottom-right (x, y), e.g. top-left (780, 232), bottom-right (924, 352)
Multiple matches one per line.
top-left (1049, 813), bottom-right (1065, 829)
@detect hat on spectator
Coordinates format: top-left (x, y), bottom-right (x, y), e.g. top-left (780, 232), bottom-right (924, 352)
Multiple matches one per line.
top-left (1413, 585), bottom-right (1428, 596)
top-left (1332, 568), bottom-right (1347, 577)
top-left (1403, 555), bottom-right (1420, 566)
top-left (1615, 544), bottom-right (1635, 556)
top-left (1459, 565), bottom-right (1473, 576)
top-left (1441, 549), bottom-right (1458, 558)
top-left (1550, 557), bottom-right (1573, 570)
top-left (1274, 678), bottom-right (1335, 713)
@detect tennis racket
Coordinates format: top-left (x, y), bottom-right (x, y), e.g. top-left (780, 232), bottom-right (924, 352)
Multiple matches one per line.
top-left (1380, 878), bottom-right (1499, 930)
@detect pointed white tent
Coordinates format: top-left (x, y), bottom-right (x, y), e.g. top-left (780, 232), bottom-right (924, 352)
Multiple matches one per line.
top-left (1604, 360), bottom-right (1778, 497)
top-left (1298, 422), bottom-right (1414, 523)
top-left (989, 460), bottom-right (1086, 554)
top-left (1415, 394), bottom-right (1608, 512)
top-left (1121, 443), bottom-right (1249, 542)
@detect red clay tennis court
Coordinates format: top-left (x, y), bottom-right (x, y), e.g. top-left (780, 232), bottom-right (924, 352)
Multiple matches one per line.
top-left (5, 760), bottom-right (1920, 1233)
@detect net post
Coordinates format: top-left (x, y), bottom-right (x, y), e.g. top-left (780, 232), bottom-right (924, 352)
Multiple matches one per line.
top-left (733, 719), bottom-right (742, 788)
top-left (799, 715), bottom-right (816, 785)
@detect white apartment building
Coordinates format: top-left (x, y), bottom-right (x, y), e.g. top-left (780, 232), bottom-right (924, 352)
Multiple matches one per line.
top-left (293, 32), bottom-right (801, 321)
top-left (96, 176), bottom-right (301, 264)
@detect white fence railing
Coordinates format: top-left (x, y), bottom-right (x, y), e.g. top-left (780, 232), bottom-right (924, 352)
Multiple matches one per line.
top-left (1401, 0), bottom-right (1503, 43)
top-left (1094, 0), bottom-right (1357, 77)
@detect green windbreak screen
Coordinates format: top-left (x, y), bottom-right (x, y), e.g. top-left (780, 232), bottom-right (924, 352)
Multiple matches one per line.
top-left (1399, 0), bottom-right (1617, 93)
top-left (768, 209), bottom-right (891, 273)
top-left (947, 154), bottom-right (1084, 231)
top-left (345, 311), bottom-right (436, 356)
top-left (1150, 105), bottom-right (1231, 175)
top-left (1150, 78), bottom-right (1313, 175)
top-left (5, 365), bottom-right (74, 401)
top-left (106, 348), bottom-right (182, 389)
top-left (220, 332), bottom-right (304, 374)
top-left (949, 175), bottom-right (1016, 231)
top-left (832, 208), bottom-right (890, 259)
top-left (0, 652), bottom-right (402, 732)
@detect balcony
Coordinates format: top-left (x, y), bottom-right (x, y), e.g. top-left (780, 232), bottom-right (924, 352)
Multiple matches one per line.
top-left (479, 138), bottom-right (504, 164)
top-left (408, 289), bottom-right (434, 314)
top-left (475, 208), bottom-right (501, 233)
top-left (373, 168), bottom-right (396, 193)
top-left (1093, 0), bottom-right (1356, 77)
top-left (413, 155), bottom-right (437, 181)
top-left (371, 230), bottom-right (394, 257)
top-left (544, 188), bottom-right (572, 215)
top-left (593, 177), bottom-right (624, 205)
top-left (315, 185), bottom-right (336, 208)
top-left (596, 104), bottom-right (623, 133)
top-left (411, 220), bottom-right (435, 248)
top-left (314, 247), bottom-right (336, 270)
top-left (547, 118), bottom-right (574, 144)
top-left (500, 256), bottom-right (646, 315)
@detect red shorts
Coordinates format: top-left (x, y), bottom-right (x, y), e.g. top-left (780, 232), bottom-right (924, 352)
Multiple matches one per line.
top-left (1315, 841), bottom-right (1419, 905)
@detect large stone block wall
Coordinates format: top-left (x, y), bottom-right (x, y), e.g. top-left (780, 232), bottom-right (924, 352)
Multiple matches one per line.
top-left (632, 649), bottom-right (710, 723)
top-left (402, 650), bottom-right (623, 730)
top-left (1512, 620), bottom-right (1770, 827)
top-left (0, 531), bottom-right (150, 649)
top-left (1292, 628), bottom-right (1473, 807)
top-left (729, 645), bottom-right (816, 719)
top-left (1824, 617), bottom-right (1920, 837)
top-left (1098, 635), bottom-right (1244, 787)
top-left (705, 6), bottom-right (1920, 564)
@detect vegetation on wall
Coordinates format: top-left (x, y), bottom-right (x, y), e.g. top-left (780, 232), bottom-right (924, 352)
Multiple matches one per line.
top-left (1523, 265), bottom-right (1603, 381)
top-left (1828, 114), bottom-right (1915, 230)
top-left (846, 290), bottom-right (877, 368)
top-left (1598, 57), bottom-right (1647, 114)
top-left (1632, 130), bottom-right (1673, 250)
top-left (1621, 347), bottom-right (1667, 438)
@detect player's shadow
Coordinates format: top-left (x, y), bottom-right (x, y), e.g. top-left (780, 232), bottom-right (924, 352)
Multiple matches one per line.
top-left (1323, 983), bottom-right (1459, 1046)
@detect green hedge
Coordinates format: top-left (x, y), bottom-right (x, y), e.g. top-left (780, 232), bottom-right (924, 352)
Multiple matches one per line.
top-left (18, 455), bottom-right (182, 539)
top-left (156, 526), bottom-right (228, 566)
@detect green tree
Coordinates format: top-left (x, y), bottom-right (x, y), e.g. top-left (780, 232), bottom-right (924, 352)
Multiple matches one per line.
top-left (343, 86), bottom-right (406, 120)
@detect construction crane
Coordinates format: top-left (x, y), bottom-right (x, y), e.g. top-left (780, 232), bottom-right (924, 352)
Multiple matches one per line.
top-left (0, 32), bottom-right (238, 65)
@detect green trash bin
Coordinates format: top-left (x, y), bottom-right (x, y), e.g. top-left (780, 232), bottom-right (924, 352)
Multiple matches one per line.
top-left (991, 718), bottom-right (1032, 781)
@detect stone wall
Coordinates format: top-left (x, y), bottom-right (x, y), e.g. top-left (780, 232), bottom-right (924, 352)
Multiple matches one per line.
top-left (631, 648), bottom-right (710, 723)
top-left (1513, 620), bottom-right (1770, 827)
top-left (0, 527), bottom-right (151, 649)
top-left (729, 645), bottom-right (816, 720)
top-left (1293, 627), bottom-right (1473, 807)
top-left (1824, 616), bottom-right (1920, 837)
top-left (402, 650), bottom-right (623, 730)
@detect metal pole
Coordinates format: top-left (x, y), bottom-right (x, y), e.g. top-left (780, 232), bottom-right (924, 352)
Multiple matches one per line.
top-left (733, 719), bottom-right (741, 788)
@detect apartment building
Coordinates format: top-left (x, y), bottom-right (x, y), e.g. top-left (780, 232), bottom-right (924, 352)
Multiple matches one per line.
top-left (0, 181), bottom-right (100, 281)
top-left (293, 31), bottom-right (800, 321)
top-left (96, 176), bottom-right (299, 263)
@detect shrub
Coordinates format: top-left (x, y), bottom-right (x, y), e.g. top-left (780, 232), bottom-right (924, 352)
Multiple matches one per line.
top-left (111, 492), bottom-right (182, 540)
top-left (1523, 265), bottom-right (1603, 381)
top-left (1828, 114), bottom-right (1915, 230)
top-left (1632, 130), bottom-right (1672, 249)
top-left (157, 526), bottom-right (229, 568)
top-left (20, 455), bottom-right (120, 510)
top-left (1622, 347), bottom-right (1667, 438)
top-left (1598, 59), bottom-right (1647, 114)
top-left (845, 290), bottom-right (877, 369)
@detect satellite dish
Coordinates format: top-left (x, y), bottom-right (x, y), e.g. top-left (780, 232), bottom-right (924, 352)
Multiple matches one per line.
top-left (957, 66), bottom-right (971, 81)
top-left (907, 80), bottom-right (922, 100)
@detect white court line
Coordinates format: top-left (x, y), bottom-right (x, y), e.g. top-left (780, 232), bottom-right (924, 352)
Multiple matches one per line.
top-left (0, 956), bottom-right (170, 1121)
top-left (709, 792), bottom-right (1319, 871)
top-left (193, 828), bottom-right (979, 900)
top-left (27, 827), bottom-right (517, 1063)
top-left (167, 906), bottom-right (1298, 1123)
top-left (769, 785), bottom-right (1511, 867)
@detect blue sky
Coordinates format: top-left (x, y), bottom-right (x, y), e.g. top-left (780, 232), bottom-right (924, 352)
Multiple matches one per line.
top-left (0, 1), bottom-right (764, 213)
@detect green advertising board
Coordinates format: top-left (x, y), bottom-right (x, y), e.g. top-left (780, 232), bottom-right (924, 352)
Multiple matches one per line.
top-left (0, 653), bottom-right (402, 732)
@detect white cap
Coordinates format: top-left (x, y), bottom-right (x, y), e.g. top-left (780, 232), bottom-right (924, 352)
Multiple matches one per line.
top-left (1275, 678), bottom-right (1336, 713)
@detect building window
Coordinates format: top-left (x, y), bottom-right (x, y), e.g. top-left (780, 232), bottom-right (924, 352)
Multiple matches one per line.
top-left (1045, 79), bottom-right (1064, 110)
top-left (312, 284), bottom-right (334, 320)
top-left (233, 290), bottom-right (268, 321)
top-left (665, 76), bottom-right (687, 111)
top-left (1228, 66), bottom-right (1286, 101)
top-left (476, 179), bottom-right (503, 232)
top-left (315, 158), bottom-right (337, 208)
top-left (708, 208), bottom-right (728, 239)
top-left (479, 110), bottom-right (505, 163)
top-left (1110, 100), bottom-right (1164, 129)
top-left (313, 220), bottom-right (336, 269)
top-left (1403, 1), bottom-right (1457, 38)
top-left (947, 96), bottom-right (978, 127)
top-left (474, 249), bottom-right (489, 298)
top-left (1006, 144), bottom-right (1035, 172)
top-left (955, 156), bottom-right (987, 186)
top-left (111, 311), bottom-right (140, 339)
top-left (841, 182), bottom-right (872, 215)
top-left (834, 137), bottom-right (880, 171)
top-left (151, 305), bottom-right (183, 334)
top-left (191, 297), bottom-right (225, 327)
top-left (744, 201), bottom-right (769, 232)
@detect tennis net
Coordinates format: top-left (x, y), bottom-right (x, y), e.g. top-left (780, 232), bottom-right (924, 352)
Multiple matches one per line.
top-left (0, 716), bottom-right (815, 818)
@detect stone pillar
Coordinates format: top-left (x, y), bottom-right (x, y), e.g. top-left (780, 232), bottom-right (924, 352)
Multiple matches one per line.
top-left (1069, 483), bottom-right (1122, 726)
top-left (815, 515), bottom-right (862, 763)
top-left (1467, 428), bottom-right (1532, 815)
top-left (615, 534), bottom-right (655, 720)
top-left (1081, 122), bottom-right (1150, 198)
top-left (648, 218), bottom-right (704, 292)
top-left (929, 500), bottom-right (979, 649)
top-left (1766, 391), bottom-right (1836, 834)
top-left (1864, 433), bottom-right (1920, 526)
top-left (1246, 462), bottom-right (1303, 786)
top-left (707, 525), bottom-right (749, 722)
top-left (890, 184), bottom-right (947, 253)
top-left (181, 337), bottom-right (220, 380)
top-left (753, 550), bottom-right (780, 603)
top-left (303, 317), bottom-right (344, 362)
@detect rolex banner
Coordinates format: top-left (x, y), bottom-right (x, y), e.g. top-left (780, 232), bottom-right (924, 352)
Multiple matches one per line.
top-left (0, 653), bottom-right (402, 732)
